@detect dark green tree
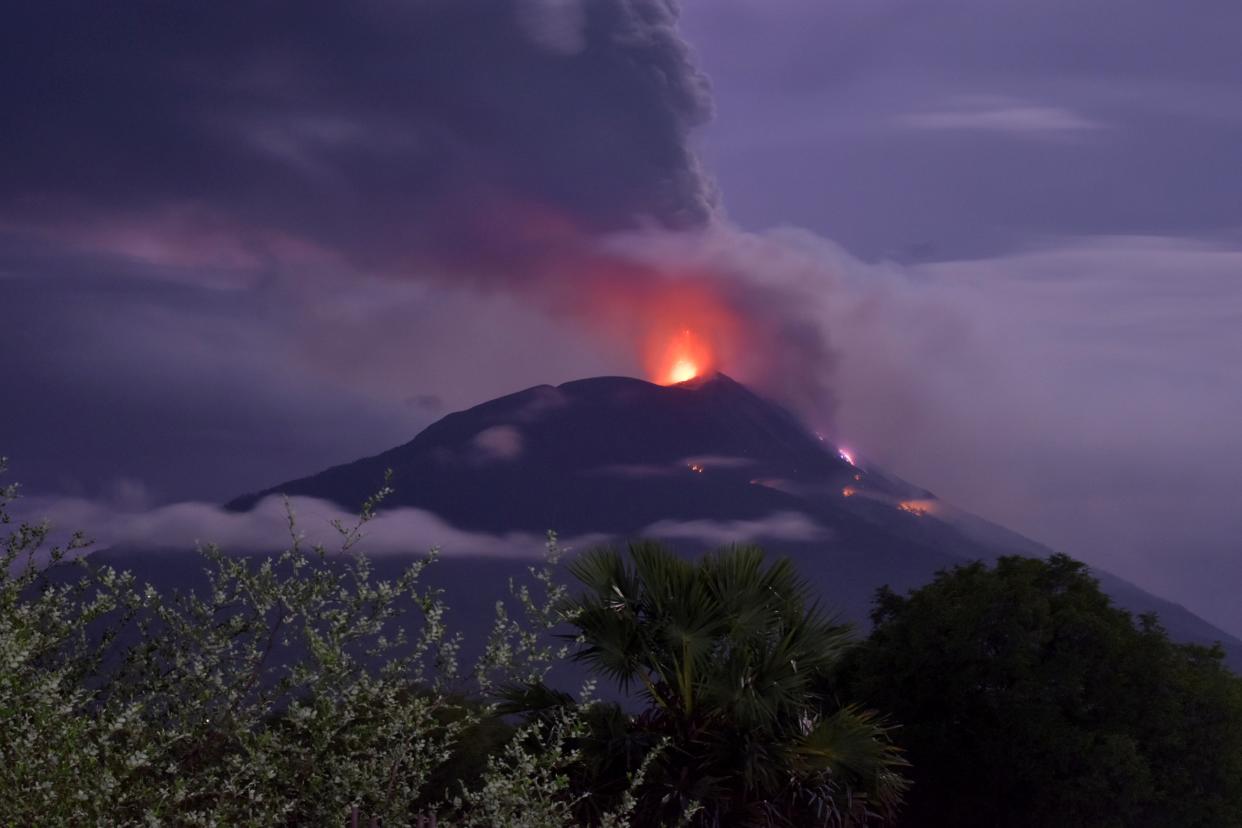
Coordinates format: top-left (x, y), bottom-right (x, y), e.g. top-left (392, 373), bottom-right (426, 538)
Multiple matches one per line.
top-left (840, 554), bottom-right (1242, 827)
top-left (509, 542), bottom-right (908, 826)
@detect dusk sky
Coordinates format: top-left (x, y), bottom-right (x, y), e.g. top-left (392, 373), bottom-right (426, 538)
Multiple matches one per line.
top-left (3, 1), bottom-right (1240, 635)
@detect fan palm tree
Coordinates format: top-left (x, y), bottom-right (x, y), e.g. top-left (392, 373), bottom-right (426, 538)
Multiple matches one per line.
top-left (509, 542), bottom-right (908, 826)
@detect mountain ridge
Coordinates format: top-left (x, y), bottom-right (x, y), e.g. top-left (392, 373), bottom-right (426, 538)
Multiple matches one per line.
top-left (219, 372), bottom-right (1241, 668)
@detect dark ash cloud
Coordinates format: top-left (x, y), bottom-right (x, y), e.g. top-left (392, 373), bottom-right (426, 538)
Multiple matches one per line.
top-left (0, 0), bottom-right (728, 502)
top-left (2, 0), bottom-right (715, 272)
top-left (2, 0), bottom-right (848, 478)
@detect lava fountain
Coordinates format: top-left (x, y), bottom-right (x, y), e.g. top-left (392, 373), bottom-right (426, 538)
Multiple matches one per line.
top-left (548, 255), bottom-right (748, 389)
top-left (652, 328), bottom-right (714, 385)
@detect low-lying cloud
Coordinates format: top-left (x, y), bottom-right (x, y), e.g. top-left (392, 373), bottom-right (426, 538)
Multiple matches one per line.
top-left (13, 493), bottom-right (589, 559)
top-left (642, 511), bottom-right (831, 545)
top-left (13, 493), bottom-right (834, 564)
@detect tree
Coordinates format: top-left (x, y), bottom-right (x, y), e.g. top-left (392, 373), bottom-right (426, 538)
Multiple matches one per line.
top-left (840, 554), bottom-right (1242, 827)
top-left (509, 542), bottom-right (908, 826)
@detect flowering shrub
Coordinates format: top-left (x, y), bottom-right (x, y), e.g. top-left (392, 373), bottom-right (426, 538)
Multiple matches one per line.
top-left (0, 460), bottom-right (618, 826)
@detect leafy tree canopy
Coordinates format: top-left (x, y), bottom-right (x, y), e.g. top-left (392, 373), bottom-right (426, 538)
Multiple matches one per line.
top-left (841, 554), bottom-right (1242, 828)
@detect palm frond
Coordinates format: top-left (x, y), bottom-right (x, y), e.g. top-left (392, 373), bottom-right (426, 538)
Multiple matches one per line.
top-left (555, 541), bottom-right (910, 825)
top-left (795, 704), bottom-right (910, 814)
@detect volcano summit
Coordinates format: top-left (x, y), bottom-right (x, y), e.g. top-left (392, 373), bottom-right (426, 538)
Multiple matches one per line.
top-left (221, 373), bottom-right (1242, 667)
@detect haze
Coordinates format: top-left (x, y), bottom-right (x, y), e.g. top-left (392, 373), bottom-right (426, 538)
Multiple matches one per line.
top-left (2, 1), bottom-right (1239, 635)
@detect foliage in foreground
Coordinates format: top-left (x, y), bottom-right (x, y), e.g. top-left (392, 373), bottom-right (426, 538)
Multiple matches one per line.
top-left (506, 542), bottom-right (909, 826)
top-left (8, 446), bottom-right (1241, 827)
top-left (841, 554), bottom-right (1242, 828)
top-left (0, 460), bottom-right (610, 826)
top-left (2, 458), bottom-right (900, 827)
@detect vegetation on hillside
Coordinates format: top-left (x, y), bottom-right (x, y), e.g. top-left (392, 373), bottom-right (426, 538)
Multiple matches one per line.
top-left (841, 554), bottom-right (1242, 827)
top-left (3, 457), bottom-right (1241, 826)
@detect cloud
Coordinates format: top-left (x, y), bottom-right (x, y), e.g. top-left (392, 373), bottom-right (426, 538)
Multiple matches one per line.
top-left (900, 97), bottom-right (1105, 135)
top-left (0, 0), bottom-right (736, 505)
top-left (517, 0), bottom-right (588, 55)
top-left (471, 425), bottom-right (525, 463)
top-left (1, 0), bottom-right (845, 493)
top-left (642, 511), bottom-right (830, 545)
top-left (1, 0), bottom-right (715, 276)
top-left (12, 493), bottom-right (600, 559)
top-left (684, 1), bottom-right (1242, 262)
top-left (12, 495), bottom-right (832, 562)
top-left (511, 387), bottom-right (571, 422)
top-left (595, 226), bottom-right (1242, 636)
top-left (821, 235), bottom-right (1242, 637)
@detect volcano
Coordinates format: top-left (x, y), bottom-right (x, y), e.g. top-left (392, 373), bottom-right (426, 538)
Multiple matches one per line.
top-left (215, 373), bottom-right (1242, 666)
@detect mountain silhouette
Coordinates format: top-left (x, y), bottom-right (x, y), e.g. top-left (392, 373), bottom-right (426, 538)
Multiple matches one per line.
top-left (231, 373), bottom-right (885, 534)
top-left (216, 373), bottom-right (1241, 667)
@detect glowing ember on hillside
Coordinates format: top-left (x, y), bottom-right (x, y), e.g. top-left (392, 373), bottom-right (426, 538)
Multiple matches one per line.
top-left (838, 448), bottom-right (857, 466)
top-left (898, 500), bottom-right (936, 517)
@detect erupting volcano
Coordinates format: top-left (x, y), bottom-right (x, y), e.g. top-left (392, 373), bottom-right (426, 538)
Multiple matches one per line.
top-left (214, 372), bottom-right (1242, 671)
top-left (668, 358), bottom-right (698, 384)
top-left (652, 328), bottom-right (713, 385)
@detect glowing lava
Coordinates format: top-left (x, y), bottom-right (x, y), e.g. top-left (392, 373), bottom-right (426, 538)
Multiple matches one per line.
top-left (897, 500), bottom-right (936, 517)
top-left (838, 448), bottom-right (857, 466)
top-left (669, 358), bottom-right (698, 384)
top-left (654, 329), bottom-right (713, 385)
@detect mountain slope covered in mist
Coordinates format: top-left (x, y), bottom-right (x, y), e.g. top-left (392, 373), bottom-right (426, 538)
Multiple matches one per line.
top-left (221, 373), bottom-right (1242, 668)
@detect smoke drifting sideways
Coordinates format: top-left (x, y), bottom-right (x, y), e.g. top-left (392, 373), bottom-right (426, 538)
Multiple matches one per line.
top-left (0, 0), bottom-right (844, 433)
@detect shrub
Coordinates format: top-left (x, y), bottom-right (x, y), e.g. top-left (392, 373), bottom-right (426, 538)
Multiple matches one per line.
top-left (0, 459), bottom-right (627, 826)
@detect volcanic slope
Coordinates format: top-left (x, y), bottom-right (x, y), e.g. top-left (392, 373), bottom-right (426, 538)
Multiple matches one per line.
top-left (223, 373), bottom-right (1242, 666)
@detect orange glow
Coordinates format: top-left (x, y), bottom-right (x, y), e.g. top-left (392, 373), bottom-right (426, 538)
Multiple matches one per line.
top-left (898, 500), bottom-right (936, 517)
top-left (688, 463), bottom-right (704, 473)
top-left (631, 280), bottom-right (735, 385)
top-left (656, 328), bottom-right (713, 385)
top-left (529, 249), bottom-right (746, 387)
top-left (670, 358), bottom-right (698, 384)
top-left (842, 486), bottom-right (856, 497)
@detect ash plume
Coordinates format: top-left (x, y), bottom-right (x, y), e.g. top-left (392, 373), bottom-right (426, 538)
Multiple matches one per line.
top-left (1, 0), bottom-right (716, 267)
top-left (1, 0), bottom-right (843, 426)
